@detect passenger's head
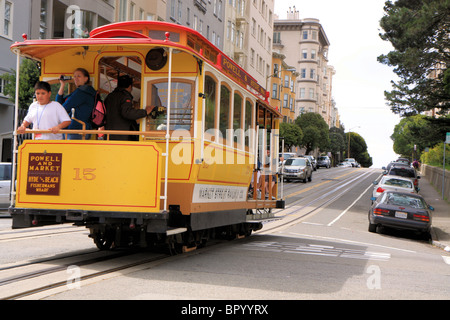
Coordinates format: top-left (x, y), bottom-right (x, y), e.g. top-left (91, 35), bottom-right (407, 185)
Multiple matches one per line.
top-left (73, 68), bottom-right (90, 87)
top-left (117, 75), bottom-right (133, 90)
top-left (34, 81), bottom-right (52, 105)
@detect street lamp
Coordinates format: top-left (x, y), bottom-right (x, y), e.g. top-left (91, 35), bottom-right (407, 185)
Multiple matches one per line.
top-left (347, 126), bottom-right (360, 159)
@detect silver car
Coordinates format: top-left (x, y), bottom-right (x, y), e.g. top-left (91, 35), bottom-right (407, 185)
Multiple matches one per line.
top-left (0, 162), bottom-right (12, 209)
top-left (317, 156), bottom-right (331, 169)
top-left (303, 155), bottom-right (317, 171)
top-left (372, 175), bottom-right (416, 199)
top-left (282, 157), bottom-right (313, 183)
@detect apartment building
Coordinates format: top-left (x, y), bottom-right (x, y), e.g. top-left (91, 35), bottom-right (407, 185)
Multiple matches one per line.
top-left (115, 0), bottom-right (166, 22)
top-left (222, 0), bottom-right (274, 87)
top-left (268, 52), bottom-right (297, 123)
top-left (164, 0), bottom-right (224, 50)
top-left (273, 8), bottom-right (336, 127)
top-left (35, 0), bottom-right (114, 39)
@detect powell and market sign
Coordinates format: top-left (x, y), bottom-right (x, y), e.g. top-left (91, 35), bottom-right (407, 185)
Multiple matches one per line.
top-left (219, 54), bottom-right (267, 98)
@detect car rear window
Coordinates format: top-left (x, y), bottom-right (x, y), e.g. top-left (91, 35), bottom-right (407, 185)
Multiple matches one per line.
top-left (385, 193), bottom-right (426, 209)
top-left (389, 167), bottom-right (415, 178)
top-left (383, 178), bottom-right (413, 188)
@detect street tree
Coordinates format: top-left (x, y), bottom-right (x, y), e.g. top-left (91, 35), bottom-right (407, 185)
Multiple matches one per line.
top-left (391, 114), bottom-right (450, 157)
top-left (279, 122), bottom-right (303, 151)
top-left (329, 126), bottom-right (346, 163)
top-left (0, 58), bottom-right (40, 109)
top-left (295, 113), bottom-right (330, 155)
top-left (378, 0), bottom-right (450, 116)
top-left (346, 132), bottom-right (373, 167)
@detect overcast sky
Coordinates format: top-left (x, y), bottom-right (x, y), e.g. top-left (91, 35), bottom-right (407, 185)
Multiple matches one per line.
top-left (274, 0), bottom-right (401, 168)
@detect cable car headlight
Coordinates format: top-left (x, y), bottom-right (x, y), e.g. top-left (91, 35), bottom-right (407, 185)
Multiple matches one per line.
top-left (145, 48), bottom-right (167, 71)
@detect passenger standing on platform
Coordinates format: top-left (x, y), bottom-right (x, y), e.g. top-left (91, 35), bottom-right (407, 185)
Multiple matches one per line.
top-left (56, 68), bottom-right (96, 140)
top-left (18, 81), bottom-right (71, 140)
top-left (264, 149), bottom-right (277, 199)
top-left (104, 75), bottom-right (153, 141)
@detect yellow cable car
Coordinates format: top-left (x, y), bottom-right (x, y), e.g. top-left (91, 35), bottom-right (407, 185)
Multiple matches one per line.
top-left (9, 21), bottom-right (284, 251)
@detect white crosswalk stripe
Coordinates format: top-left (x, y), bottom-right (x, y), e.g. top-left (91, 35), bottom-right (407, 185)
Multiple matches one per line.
top-left (241, 241), bottom-right (391, 261)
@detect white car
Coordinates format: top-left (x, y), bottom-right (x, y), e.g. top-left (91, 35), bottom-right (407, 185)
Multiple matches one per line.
top-left (344, 158), bottom-right (358, 167)
top-left (372, 175), bottom-right (416, 199)
top-left (0, 162), bottom-right (12, 209)
top-left (337, 161), bottom-right (352, 167)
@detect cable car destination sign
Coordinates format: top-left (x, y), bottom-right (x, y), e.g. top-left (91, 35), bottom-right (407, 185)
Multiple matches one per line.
top-left (219, 54), bottom-right (267, 98)
top-left (26, 153), bottom-right (62, 196)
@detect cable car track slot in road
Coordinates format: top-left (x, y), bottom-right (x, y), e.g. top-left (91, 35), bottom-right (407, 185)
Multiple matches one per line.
top-left (260, 169), bottom-right (377, 234)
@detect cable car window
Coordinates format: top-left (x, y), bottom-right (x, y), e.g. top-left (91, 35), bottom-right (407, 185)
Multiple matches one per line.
top-left (219, 84), bottom-right (230, 142)
top-left (245, 99), bottom-right (253, 148)
top-left (204, 75), bottom-right (216, 134)
top-left (233, 92), bottom-right (242, 147)
top-left (146, 80), bottom-right (193, 131)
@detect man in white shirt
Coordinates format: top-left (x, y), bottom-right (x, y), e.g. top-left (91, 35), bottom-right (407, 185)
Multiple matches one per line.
top-left (18, 81), bottom-right (71, 140)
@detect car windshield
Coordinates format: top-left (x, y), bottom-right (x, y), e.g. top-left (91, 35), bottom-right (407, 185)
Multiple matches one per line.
top-left (384, 193), bottom-right (426, 209)
top-left (383, 178), bottom-right (413, 189)
top-left (318, 157), bottom-right (327, 161)
top-left (389, 167), bottom-right (415, 178)
top-left (285, 158), bottom-right (307, 166)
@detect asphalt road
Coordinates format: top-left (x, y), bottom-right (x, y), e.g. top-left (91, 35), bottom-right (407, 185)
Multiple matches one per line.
top-left (0, 167), bottom-right (448, 304)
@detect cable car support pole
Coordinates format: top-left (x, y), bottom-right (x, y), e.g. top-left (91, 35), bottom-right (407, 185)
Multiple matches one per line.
top-left (163, 47), bottom-right (173, 212)
top-left (10, 49), bottom-right (21, 207)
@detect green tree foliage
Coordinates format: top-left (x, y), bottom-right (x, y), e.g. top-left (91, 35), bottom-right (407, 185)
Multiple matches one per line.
top-left (421, 142), bottom-right (450, 168)
top-left (279, 122), bottom-right (303, 151)
top-left (378, 0), bottom-right (450, 115)
top-left (0, 58), bottom-right (40, 109)
top-left (346, 132), bottom-right (373, 167)
top-left (391, 114), bottom-right (450, 157)
top-left (329, 126), bottom-right (346, 164)
top-left (294, 113), bottom-right (330, 155)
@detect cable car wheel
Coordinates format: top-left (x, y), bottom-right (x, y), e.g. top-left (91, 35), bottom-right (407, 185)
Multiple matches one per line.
top-left (166, 229), bottom-right (210, 255)
top-left (92, 230), bottom-right (114, 250)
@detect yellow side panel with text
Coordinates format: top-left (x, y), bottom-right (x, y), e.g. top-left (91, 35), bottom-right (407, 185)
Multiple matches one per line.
top-left (15, 140), bottom-right (162, 212)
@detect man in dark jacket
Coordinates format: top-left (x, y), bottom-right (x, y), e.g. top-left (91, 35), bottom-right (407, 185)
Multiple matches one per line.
top-left (104, 75), bottom-right (153, 141)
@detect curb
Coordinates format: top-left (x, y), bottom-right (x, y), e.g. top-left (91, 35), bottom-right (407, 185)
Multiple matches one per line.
top-left (430, 226), bottom-right (450, 252)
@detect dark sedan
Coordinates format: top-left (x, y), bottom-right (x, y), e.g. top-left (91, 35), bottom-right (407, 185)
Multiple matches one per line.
top-left (369, 191), bottom-right (433, 238)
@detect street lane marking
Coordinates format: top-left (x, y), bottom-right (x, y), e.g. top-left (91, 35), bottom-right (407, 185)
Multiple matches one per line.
top-left (285, 232), bottom-right (416, 253)
top-left (443, 256), bottom-right (450, 265)
top-left (327, 181), bottom-right (374, 227)
top-left (241, 241), bottom-right (391, 261)
top-left (285, 169), bottom-right (362, 199)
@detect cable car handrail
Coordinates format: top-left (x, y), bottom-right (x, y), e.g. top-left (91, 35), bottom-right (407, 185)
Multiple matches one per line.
top-left (15, 128), bottom-right (191, 139)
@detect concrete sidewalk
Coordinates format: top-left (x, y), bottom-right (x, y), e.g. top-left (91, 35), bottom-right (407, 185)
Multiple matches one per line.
top-left (418, 177), bottom-right (450, 252)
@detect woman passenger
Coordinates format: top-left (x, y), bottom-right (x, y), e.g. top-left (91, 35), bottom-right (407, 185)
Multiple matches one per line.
top-left (56, 68), bottom-right (96, 139)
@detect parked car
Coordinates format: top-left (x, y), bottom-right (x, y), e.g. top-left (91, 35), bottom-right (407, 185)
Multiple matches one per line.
top-left (337, 161), bottom-right (352, 167)
top-left (385, 160), bottom-right (410, 171)
top-left (279, 152), bottom-right (296, 166)
top-left (384, 164), bottom-right (420, 191)
top-left (372, 175), bottom-right (417, 199)
top-left (0, 162), bottom-right (12, 209)
top-left (282, 157), bottom-right (313, 183)
top-left (303, 155), bottom-right (317, 171)
top-left (317, 156), bottom-right (331, 169)
top-left (369, 191), bottom-right (433, 238)
top-left (344, 158), bottom-right (358, 167)
top-left (396, 157), bottom-right (411, 166)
